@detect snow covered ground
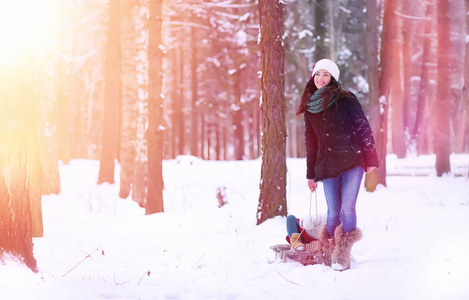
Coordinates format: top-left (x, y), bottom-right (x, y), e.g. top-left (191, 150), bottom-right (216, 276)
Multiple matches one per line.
top-left (1, 154), bottom-right (469, 300)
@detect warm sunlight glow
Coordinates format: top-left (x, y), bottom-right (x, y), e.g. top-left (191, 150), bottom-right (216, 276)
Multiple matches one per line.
top-left (0, 0), bottom-right (59, 66)
top-left (0, 1), bottom-right (60, 148)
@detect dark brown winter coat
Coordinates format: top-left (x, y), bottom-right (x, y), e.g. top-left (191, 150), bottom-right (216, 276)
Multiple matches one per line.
top-left (305, 93), bottom-right (379, 181)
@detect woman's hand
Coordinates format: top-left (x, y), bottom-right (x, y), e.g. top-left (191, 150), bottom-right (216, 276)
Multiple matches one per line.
top-left (307, 179), bottom-right (318, 192)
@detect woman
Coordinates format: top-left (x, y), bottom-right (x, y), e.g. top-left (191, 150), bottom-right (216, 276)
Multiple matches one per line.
top-left (295, 58), bottom-right (379, 270)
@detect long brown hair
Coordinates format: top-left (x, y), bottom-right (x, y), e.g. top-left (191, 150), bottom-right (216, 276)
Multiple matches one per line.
top-left (296, 76), bottom-right (350, 116)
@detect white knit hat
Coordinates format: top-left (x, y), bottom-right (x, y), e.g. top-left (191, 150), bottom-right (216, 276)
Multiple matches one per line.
top-left (310, 59), bottom-right (340, 81)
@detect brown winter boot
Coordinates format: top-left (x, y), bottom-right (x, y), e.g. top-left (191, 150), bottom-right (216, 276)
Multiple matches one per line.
top-left (290, 233), bottom-right (305, 251)
top-left (331, 224), bottom-right (362, 271)
top-left (319, 225), bottom-right (334, 266)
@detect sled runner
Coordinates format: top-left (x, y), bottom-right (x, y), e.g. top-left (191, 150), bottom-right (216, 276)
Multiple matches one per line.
top-left (270, 239), bottom-right (324, 265)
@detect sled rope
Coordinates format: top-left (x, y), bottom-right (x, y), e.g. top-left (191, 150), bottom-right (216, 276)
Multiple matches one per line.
top-left (309, 191), bottom-right (318, 219)
top-left (301, 191), bottom-right (318, 237)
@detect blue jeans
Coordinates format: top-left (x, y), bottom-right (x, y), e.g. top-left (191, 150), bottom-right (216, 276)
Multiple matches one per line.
top-left (322, 166), bottom-right (364, 236)
top-left (286, 215), bottom-right (301, 237)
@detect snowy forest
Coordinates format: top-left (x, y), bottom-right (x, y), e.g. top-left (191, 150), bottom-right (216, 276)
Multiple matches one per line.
top-left (1, 0), bottom-right (469, 289)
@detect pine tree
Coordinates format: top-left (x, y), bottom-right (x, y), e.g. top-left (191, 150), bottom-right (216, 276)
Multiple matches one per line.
top-left (257, 0), bottom-right (287, 225)
top-left (463, 0), bottom-right (469, 154)
top-left (146, 0), bottom-right (165, 214)
top-left (98, 0), bottom-right (121, 184)
top-left (0, 63), bottom-right (40, 272)
top-left (434, 0), bottom-right (452, 175)
top-left (119, 0), bottom-right (138, 199)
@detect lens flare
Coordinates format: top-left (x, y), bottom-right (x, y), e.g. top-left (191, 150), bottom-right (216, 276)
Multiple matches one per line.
top-left (0, 0), bottom-right (59, 67)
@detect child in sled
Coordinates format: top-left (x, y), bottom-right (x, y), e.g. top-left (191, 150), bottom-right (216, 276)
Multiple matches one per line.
top-left (285, 215), bottom-right (323, 251)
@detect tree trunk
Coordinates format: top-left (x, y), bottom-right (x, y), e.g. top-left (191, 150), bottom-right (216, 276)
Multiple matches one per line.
top-left (401, 2), bottom-right (420, 134)
top-left (0, 64), bottom-right (40, 272)
top-left (223, 126), bottom-right (228, 160)
top-left (38, 63), bottom-right (61, 196)
top-left (201, 110), bottom-right (206, 159)
top-left (313, 0), bottom-right (328, 60)
top-left (177, 47), bottom-right (185, 156)
top-left (146, 0), bottom-right (165, 214)
top-left (0, 140), bottom-right (37, 272)
top-left (450, 0), bottom-right (467, 153)
top-left (233, 109), bottom-right (244, 160)
top-left (215, 123), bottom-right (221, 160)
top-left (328, 0), bottom-right (335, 58)
top-left (119, 0), bottom-right (138, 199)
top-left (207, 122), bottom-right (212, 160)
top-left (27, 105), bottom-right (44, 238)
top-left (98, 0), bottom-right (121, 184)
top-left (257, 0), bottom-right (287, 225)
top-left (365, 0), bottom-right (387, 191)
top-left (287, 118), bottom-right (297, 158)
top-left (233, 74), bottom-right (246, 161)
top-left (391, 32), bottom-right (406, 158)
top-left (190, 27), bottom-right (199, 158)
top-left (413, 1), bottom-right (432, 143)
top-left (434, 0), bottom-right (452, 176)
top-left (132, 1), bottom-right (149, 208)
top-left (170, 47), bottom-right (178, 159)
top-left (25, 61), bottom-right (44, 239)
top-left (415, 1), bottom-right (437, 155)
top-left (463, 0), bottom-right (469, 153)
top-left (296, 123), bottom-right (306, 158)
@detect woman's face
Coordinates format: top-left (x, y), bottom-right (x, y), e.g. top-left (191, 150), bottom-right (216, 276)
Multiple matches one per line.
top-left (313, 69), bottom-right (332, 89)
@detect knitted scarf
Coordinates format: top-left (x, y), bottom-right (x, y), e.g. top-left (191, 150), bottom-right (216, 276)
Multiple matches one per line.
top-left (306, 86), bottom-right (338, 114)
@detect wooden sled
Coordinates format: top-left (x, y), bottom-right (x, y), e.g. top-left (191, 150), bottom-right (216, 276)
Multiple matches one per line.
top-left (270, 240), bottom-right (325, 265)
